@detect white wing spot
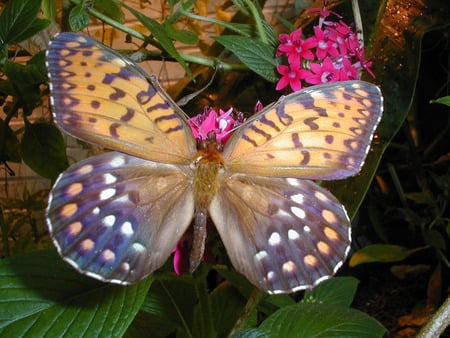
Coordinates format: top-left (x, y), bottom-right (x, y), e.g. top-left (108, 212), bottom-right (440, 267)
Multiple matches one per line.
top-left (116, 195), bottom-right (131, 204)
top-left (277, 208), bottom-right (290, 218)
top-left (255, 250), bottom-right (268, 261)
top-left (110, 155), bottom-right (126, 167)
top-left (268, 232), bottom-right (282, 246)
top-left (92, 207), bottom-right (100, 215)
top-left (267, 271), bottom-right (276, 281)
top-left (121, 262), bottom-right (130, 272)
top-left (288, 229), bottom-right (300, 240)
top-left (112, 57), bottom-right (127, 68)
top-left (286, 178), bottom-right (301, 186)
top-left (104, 173), bottom-right (117, 184)
top-left (303, 225), bottom-right (311, 233)
top-left (291, 206), bottom-right (306, 219)
top-left (100, 188), bottom-right (116, 200)
top-left (291, 193), bottom-right (304, 204)
top-left (121, 221), bottom-right (134, 236)
top-left (102, 215), bottom-right (116, 227)
top-left (132, 242), bottom-right (146, 253)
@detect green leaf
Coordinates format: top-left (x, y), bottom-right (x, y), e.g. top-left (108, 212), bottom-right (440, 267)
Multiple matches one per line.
top-left (214, 265), bottom-right (255, 297)
top-left (0, 249), bottom-right (153, 336)
top-left (259, 303), bottom-right (386, 338)
top-left (20, 122), bottom-right (69, 180)
top-left (0, 119), bottom-right (21, 163)
top-left (3, 60), bottom-right (47, 86)
top-left (349, 244), bottom-right (427, 267)
top-left (41, 0), bottom-right (57, 20)
top-left (423, 229), bottom-right (446, 250)
top-left (213, 36), bottom-right (277, 82)
top-left (257, 303), bottom-right (386, 337)
top-left (2, 59), bottom-right (47, 114)
top-left (303, 277), bottom-right (359, 307)
top-left (11, 18), bottom-right (49, 45)
top-left (163, 20), bottom-right (198, 45)
top-left (430, 96), bottom-right (450, 106)
top-left (139, 277), bottom-right (197, 336)
top-left (122, 3), bottom-right (192, 77)
top-left (69, 4), bottom-right (90, 32)
top-left (0, 0), bottom-right (44, 45)
top-left (208, 284), bottom-right (247, 338)
top-left (94, 0), bottom-right (125, 23)
top-left (261, 20), bottom-right (278, 48)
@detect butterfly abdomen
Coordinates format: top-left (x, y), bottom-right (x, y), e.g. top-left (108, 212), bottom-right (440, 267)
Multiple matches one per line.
top-left (188, 139), bottom-right (225, 271)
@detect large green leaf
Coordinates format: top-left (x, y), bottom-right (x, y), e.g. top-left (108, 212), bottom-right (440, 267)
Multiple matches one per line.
top-left (0, 119), bottom-right (21, 163)
top-left (303, 277), bottom-right (359, 308)
top-left (0, 250), bottom-right (152, 336)
top-left (255, 303), bottom-right (386, 337)
top-left (137, 277), bottom-right (197, 336)
top-left (20, 122), bottom-right (69, 180)
top-left (0, 0), bottom-right (48, 46)
top-left (213, 36), bottom-right (278, 82)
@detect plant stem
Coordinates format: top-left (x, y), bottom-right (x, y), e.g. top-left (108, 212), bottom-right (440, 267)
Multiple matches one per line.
top-left (417, 294), bottom-right (450, 337)
top-left (242, 0), bottom-right (267, 44)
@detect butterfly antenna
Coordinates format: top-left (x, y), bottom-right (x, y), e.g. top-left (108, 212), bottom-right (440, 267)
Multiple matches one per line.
top-left (176, 67), bottom-right (220, 107)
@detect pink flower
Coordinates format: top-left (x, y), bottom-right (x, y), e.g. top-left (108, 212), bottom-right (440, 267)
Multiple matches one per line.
top-left (277, 28), bottom-right (317, 66)
top-left (304, 57), bottom-right (339, 84)
top-left (314, 26), bottom-right (339, 59)
top-left (276, 64), bottom-right (309, 91)
top-left (173, 238), bottom-right (190, 275)
top-left (353, 47), bottom-right (375, 78)
top-left (172, 227), bottom-right (215, 275)
top-left (188, 107), bottom-right (236, 144)
top-left (336, 57), bottom-right (358, 80)
top-left (253, 100), bottom-right (264, 113)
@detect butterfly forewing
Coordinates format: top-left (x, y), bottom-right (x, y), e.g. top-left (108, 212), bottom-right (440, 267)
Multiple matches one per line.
top-left (47, 152), bottom-right (194, 284)
top-left (223, 81), bottom-right (383, 180)
top-left (210, 175), bottom-right (351, 294)
top-left (46, 32), bottom-right (196, 164)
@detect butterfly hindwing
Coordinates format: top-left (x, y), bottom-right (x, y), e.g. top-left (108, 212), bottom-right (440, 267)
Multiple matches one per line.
top-left (46, 151), bottom-right (194, 284)
top-left (223, 81), bottom-right (383, 180)
top-left (210, 174), bottom-right (351, 294)
top-left (46, 32), bottom-right (196, 164)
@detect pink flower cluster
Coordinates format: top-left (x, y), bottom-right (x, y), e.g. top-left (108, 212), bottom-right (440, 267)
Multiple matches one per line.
top-left (187, 106), bottom-right (243, 144)
top-left (275, 5), bottom-right (374, 92)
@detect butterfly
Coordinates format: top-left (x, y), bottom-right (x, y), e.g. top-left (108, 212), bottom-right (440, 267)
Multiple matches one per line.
top-left (46, 32), bottom-right (383, 294)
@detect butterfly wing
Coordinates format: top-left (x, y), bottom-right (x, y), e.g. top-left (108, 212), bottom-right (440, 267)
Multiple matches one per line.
top-left (46, 152), bottom-right (194, 284)
top-left (46, 32), bottom-right (196, 164)
top-left (210, 174), bottom-right (351, 294)
top-left (223, 81), bottom-right (383, 180)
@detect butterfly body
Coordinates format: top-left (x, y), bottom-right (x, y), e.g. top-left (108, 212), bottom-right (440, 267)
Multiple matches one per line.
top-left (46, 32), bottom-right (383, 294)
